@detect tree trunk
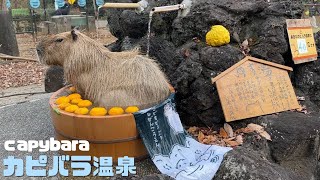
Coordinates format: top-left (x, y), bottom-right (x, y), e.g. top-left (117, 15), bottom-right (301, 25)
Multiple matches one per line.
top-left (0, 0), bottom-right (4, 10)
top-left (92, 0), bottom-right (97, 19)
top-left (0, 7), bottom-right (19, 56)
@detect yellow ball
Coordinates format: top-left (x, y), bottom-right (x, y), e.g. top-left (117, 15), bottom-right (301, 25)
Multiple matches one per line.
top-left (108, 107), bottom-right (125, 116)
top-left (206, 25), bottom-right (230, 47)
top-left (68, 93), bottom-right (82, 100)
top-left (74, 107), bottom-right (89, 115)
top-left (125, 106), bottom-right (139, 114)
top-left (58, 103), bottom-right (71, 110)
top-left (69, 86), bottom-right (76, 93)
top-left (90, 107), bottom-right (107, 116)
top-left (71, 98), bottom-right (82, 104)
top-left (65, 105), bottom-right (79, 113)
top-left (78, 100), bottom-right (93, 108)
top-left (56, 96), bottom-right (70, 105)
top-left (305, 10), bottom-right (310, 16)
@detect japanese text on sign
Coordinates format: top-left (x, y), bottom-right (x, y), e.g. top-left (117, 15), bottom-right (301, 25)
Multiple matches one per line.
top-left (147, 109), bottom-right (164, 148)
top-left (214, 59), bottom-right (300, 122)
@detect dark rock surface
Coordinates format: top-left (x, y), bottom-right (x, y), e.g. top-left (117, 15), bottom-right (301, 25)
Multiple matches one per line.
top-left (219, 111), bottom-right (320, 180)
top-left (214, 148), bottom-right (304, 180)
top-left (294, 31), bottom-right (320, 108)
top-left (105, 0), bottom-right (181, 40)
top-left (294, 60), bottom-right (320, 108)
top-left (105, 0), bottom-right (320, 126)
top-left (105, 0), bottom-right (132, 40)
top-left (119, 10), bottom-right (149, 39)
top-left (170, 0), bottom-right (301, 65)
top-left (171, 44), bottom-right (245, 125)
top-left (104, 1), bottom-right (320, 178)
top-left (44, 66), bottom-right (65, 93)
top-left (198, 111), bottom-right (320, 180)
top-left (139, 37), bottom-right (184, 80)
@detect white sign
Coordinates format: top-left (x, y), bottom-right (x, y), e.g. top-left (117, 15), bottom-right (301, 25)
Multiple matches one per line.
top-left (297, 39), bottom-right (308, 54)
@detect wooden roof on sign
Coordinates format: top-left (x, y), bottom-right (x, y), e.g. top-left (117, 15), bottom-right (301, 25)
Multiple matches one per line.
top-left (211, 56), bottom-right (293, 84)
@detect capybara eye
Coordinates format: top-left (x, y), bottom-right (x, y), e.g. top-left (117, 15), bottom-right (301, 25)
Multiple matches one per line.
top-left (55, 38), bottom-right (64, 43)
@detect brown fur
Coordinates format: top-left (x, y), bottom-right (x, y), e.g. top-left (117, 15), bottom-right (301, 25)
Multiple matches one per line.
top-left (37, 31), bottom-right (170, 109)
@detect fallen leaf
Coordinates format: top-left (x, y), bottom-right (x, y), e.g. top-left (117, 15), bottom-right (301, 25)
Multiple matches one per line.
top-left (297, 96), bottom-right (305, 101)
top-left (183, 49), bottom-right (191, 57)
top-left (235, 128), bottom-right (245, 134)
top-left (202, 138), bottom-right (209, 144)
top-left (223, 139), bottom-right (240, 147)
top-left (219, 128), bottom-right (228, 138)
top-left (224, 123), bottom-right (234, 138)
top-left (225, 137), bottom-right (236, 141)
top-left (236, 127), bottom-right (254, 134)
top-left (198, 131), bottom-right (205, 142)
top-left (187, 126), bottom-right (198, 135)
top-left (242, 39), bottom-right (249, 47)
top-left (235, 135), bottom-right (243, 145)
top-left (192, 37), bottom-right (201, 43)
top-left (206, 135), bottom-right (217, 143)
top-left (240, 40), bottom-right (251, 55)
top-left (259, 131), bottom-right (272, 141)
top-left (296, 105), bottom-right (308, 114)
top-left (247, 123), bottom-right (264, 133)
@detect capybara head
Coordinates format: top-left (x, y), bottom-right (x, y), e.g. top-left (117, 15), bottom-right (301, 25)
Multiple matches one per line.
top-left (36, 30), bottom-right (79, 66)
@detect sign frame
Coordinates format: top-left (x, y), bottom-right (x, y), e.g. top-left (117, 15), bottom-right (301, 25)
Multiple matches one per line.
top-left (212, 56), bottom-right (300, 122)
top-left (286, 19), bottom-right (318, 64)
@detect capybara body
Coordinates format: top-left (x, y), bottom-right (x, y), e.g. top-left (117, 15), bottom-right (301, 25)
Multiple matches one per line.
top-left (37, 30), bottom-right (170, 109)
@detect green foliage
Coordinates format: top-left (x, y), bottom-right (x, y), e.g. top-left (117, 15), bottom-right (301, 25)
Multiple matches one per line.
top-left (11, 8), bottom-right (30, 16)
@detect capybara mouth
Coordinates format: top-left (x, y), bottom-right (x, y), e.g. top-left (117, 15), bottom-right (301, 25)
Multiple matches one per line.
top-left (36, 46), bottom-right (42, 56)
top-left (35, 51), bottom-right (42, 64)
top-left (36, 46), bottom-right (44, 64)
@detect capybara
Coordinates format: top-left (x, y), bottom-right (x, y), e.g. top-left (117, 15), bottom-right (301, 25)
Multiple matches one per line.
top-left (37, 30), bottom-right (170, 109)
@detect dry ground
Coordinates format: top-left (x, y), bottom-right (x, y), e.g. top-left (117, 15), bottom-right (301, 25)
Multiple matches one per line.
top-left (0, 28), bottom-right (117, 90)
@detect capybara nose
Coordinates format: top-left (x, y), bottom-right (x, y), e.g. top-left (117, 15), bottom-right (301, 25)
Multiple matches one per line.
top-left (36, 46), bottom-right (42, 55)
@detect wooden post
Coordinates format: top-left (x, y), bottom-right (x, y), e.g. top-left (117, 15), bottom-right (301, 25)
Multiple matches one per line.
top-left (32, 10), bottom-right (37, 41)
top-left (85, 0), bottom-right (89, 32)
top-left (0, 0), bottom-right (19, 56)
top-left (1, 0), bottom-right (6, 10)
top-left (43, 0), bottom-right (47, 21)
top-left (92, 0), bottom-right (97, 19)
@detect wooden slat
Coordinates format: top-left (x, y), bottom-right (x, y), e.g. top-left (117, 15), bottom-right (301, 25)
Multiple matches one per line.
top-left (248, 56), bottom-right (293, 71)
top-left (0, 53), bottom-right (38, 62)
top-left (286, 19), bottom-right (311, 28)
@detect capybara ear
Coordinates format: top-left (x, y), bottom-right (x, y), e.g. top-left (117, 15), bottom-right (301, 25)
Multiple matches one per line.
top-left (71, 29), bottom-right (78, 41)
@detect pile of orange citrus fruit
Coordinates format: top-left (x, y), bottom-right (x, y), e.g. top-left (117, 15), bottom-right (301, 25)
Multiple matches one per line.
top-left (55, 86), bottom-right (139, 116)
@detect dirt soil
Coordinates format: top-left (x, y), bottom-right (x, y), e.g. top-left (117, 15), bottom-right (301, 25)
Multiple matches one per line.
top-left (0, 28), bottom-right (117, 90)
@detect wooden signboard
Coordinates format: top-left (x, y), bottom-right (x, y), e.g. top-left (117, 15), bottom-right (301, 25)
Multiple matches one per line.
top-left (211, 56), bottom-right (300, 122)
top-left (286, 19), bottom-right (318, 64)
